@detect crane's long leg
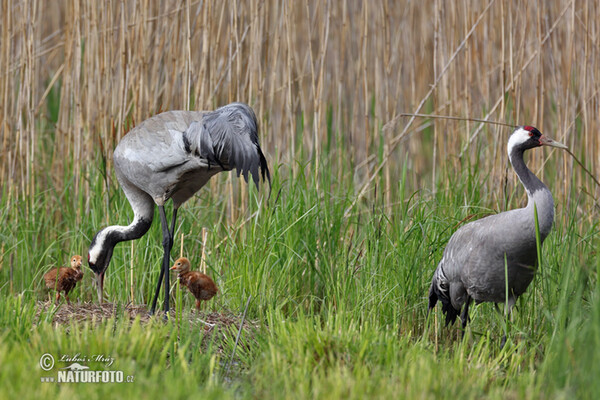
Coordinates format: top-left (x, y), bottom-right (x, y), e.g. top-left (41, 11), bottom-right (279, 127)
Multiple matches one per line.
top-left (164, 208), bottom-right (178, 312)
top-left (150, 206), bottom-right (177, 315)
top-left (460, 296), bottom-right (472, 339)
top-left (150, 267), bottom-right (164, 314)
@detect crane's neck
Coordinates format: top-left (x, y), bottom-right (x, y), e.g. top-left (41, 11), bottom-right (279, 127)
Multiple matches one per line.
top-left (509, 147), bottom-right (555, 240)
top-left (101, 214), bottom-right (153, 246)
top-left (88, 195), bottom-right (154, 271)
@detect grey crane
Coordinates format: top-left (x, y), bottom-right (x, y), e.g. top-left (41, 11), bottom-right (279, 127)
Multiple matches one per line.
top-left (88, 102), bottom-right (270, 314)
top-left (428, 126), bottom-right (567, 342)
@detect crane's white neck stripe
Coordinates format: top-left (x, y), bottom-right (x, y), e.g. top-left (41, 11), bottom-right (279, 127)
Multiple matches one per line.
top-left (88, 230), bottom-right (107, 264)
top-left (88, 216), bottom-right (152, 264)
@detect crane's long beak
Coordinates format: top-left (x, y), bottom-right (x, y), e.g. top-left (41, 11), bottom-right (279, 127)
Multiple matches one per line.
top-left (95, 272), bottom-right (105, 304)
top-left (540, 135), bottom-right (568, 149)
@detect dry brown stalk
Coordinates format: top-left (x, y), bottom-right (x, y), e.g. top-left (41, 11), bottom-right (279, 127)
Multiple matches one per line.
top-left (0, 0), bottom-right (598, 228)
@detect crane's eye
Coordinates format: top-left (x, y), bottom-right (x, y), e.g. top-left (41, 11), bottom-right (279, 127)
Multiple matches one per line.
top-left (528, 132), bottom-right (534, 137)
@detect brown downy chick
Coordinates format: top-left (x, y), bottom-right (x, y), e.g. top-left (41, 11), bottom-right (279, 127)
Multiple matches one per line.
top-left (43, 255), bottom-right (84, 304)
top-left (170, 257), bottom-right (218, 309)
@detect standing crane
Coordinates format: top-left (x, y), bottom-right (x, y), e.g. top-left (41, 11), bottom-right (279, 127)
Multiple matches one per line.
top-left (428, 126), bottom-right (567, 343)
top-left (88, 102), bottom-right (270, 314)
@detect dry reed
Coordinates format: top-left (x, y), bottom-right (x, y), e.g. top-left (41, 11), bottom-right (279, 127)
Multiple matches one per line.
top-left (1, 0), bottom-right (598, 225)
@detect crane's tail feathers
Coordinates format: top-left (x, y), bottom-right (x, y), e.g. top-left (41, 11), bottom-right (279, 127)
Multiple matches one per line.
top-left (257, 145), bottom-right (271, 185)
top-left (429, 277), bottom-right (460, 327)
top-left (428, 282), bottom-right (438, 311)
top-left (201, 102), bottom-right (271, 190)
top-left (440, 298), bottom-right (460, 327)
top-left (258, 147), bottom-right (272, 199)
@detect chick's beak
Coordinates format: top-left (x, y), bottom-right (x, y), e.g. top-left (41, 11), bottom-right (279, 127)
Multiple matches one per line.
top-left (95, 272), bottom-right (105, 304)
top-left (169, 265), bottom-right (177, 271)
top-left (540, 135), bottom-right (568, 149)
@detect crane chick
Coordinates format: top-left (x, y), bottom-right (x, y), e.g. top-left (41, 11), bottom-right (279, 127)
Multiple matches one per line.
top-left (170, 257), bottom-right (218, 310)
top-left (43, 255), bottom-right (84, 304)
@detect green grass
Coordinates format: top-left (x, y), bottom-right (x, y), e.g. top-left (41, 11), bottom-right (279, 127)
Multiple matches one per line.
top-left (1, 151), bottom-right (598, 399)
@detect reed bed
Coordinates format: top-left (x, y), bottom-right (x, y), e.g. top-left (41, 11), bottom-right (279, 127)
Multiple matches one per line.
top-left (2, 0), bottom-right (598, 221)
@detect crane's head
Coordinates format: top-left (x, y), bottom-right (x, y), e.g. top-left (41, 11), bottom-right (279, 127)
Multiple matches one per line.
top-left (87, 228), bottom-right (116, 304)
top-left (508, 126), bottom-right (568, 154)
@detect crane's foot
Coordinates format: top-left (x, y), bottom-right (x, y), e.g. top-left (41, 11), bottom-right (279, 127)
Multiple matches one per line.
top-left (148, 304), bottom-right (170, 320)
top-left (147, 308), bottom-right (170, 322)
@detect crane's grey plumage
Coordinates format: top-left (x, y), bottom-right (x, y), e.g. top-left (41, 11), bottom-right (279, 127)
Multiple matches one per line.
top-left (88, 102), bottom-right (269, 313)
top-left (428, 126), bottom-right (566, 338)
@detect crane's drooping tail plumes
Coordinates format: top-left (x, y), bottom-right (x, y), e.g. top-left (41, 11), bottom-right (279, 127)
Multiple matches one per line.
top-left (186, 102), bottom-right (270, 188)
top-left (428, 266), bottom-right (460, 326)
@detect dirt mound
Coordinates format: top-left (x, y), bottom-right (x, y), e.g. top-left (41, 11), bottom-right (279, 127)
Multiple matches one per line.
top-left (34, 301), bottom-right (258, 333)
